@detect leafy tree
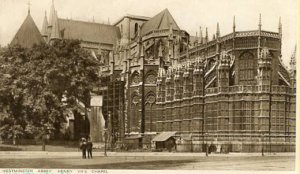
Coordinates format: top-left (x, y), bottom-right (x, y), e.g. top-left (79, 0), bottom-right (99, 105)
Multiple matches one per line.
top-left (0, 40), bottom-right (100, 140)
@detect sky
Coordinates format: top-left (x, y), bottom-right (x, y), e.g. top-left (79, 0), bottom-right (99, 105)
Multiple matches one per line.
top-left (0, 0), bottom-right (298, 67)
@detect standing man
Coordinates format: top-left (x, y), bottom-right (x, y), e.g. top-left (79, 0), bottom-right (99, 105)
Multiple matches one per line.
top-left (86, 138), bottom-right (93, 159)
top-left (80, 138), bottom-right (87, 159)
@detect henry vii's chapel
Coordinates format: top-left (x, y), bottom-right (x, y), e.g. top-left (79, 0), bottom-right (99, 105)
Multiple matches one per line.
top-left (11, 1), bottom-right (296, 152)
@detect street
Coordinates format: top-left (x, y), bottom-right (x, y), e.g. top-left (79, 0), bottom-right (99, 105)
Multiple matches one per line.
top-left (0, 152), bottom-right (295, 170)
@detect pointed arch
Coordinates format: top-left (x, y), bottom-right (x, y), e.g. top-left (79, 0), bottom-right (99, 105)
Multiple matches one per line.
top-left (130, 91), bottom-right (140, 132)
top-left (145, 91), bottom-right (156, 132)
top-left (145, 70), bottom-right (157, 84)
top-left (130, 71), bottom-right (140, 85)
top-left (145, 91), bottom-right (156, 105)
top-left (239, 51), bottom-right (255, 85)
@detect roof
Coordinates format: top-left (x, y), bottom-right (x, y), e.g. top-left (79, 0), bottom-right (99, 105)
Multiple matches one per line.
top-left (58, 18), bottom-right (121, 45)
top-left (113, 14), bottom-right (150, 26)
top-left (126, 14), bottom-right (151, 21)
top-left (124, 134), bottom-right (142, 140)
top-left (10, 13), bottom-right (45, 48)
top-left (141, 9), bottom-right (180, 36)
top-left (152, 131), bottom-right (176, 142)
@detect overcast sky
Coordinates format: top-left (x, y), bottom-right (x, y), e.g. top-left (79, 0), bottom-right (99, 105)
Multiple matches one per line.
top-left (0, 0), bottom-right (298, 66)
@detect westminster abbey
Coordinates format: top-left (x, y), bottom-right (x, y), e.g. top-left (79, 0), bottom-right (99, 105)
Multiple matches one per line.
top-left (11, 1), bottom-right (296, 152)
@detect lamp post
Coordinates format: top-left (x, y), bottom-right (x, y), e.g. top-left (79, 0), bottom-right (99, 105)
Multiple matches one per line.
top-left (42, 125), bottom-right (50, 151)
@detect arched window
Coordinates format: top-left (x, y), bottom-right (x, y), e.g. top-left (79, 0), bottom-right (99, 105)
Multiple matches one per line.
top-left (130, 95), bottom-right (140, 132)
top-left (239, 52), bottom-right (255, 85)
top-left (134, 23), bottom-right (139, 35)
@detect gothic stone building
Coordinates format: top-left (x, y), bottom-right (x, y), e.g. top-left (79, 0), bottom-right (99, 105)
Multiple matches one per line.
top-left (11, 2), bottom-right (296, 152)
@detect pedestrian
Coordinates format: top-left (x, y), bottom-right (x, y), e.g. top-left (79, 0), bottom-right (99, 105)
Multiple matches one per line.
top-left (80, 138), bottom-right (87, 159)
top-left (86, 138), bottom-right (93, 159)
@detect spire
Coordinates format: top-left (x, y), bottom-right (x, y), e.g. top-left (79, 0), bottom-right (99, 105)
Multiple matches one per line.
top-left (205, 27), bottom-right (208, 43)
top-left (50, 10), bottom-right (60, 40)
top-left (216, 22), bottom-right (220, 38)
top-left (289, 45), bottom-right (297, 88)
top-left (290, 45), bottom-right (296, 70)
top-left (41, 11), bottom-right (48, 37)
top-left (233, 16), bottom-right (236, 32)
top-left (107, 18), bottom-right (110, 25)
top-left (27, 0), bottom-right (31, 14)
top-left (278, 16), bottom-right (282, 39)
top-left (199, 26), bottom-right (203, 44)
top-left (49, 0), bottom-right (55, 27)
top-left (258, 13), bottom-right (262, 32)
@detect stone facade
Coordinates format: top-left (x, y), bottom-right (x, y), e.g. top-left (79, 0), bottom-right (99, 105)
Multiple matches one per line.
top-left (13, 1), bottom-right (296, 151)
top-left (155, 29), bottom-right (296, 151)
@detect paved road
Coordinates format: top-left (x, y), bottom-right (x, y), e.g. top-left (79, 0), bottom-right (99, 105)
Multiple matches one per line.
top-left (0, 152), bottom-right (295, 170)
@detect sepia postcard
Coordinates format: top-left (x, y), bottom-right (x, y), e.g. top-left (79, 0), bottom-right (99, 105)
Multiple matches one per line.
top-left (0, 0), bottom-right (298, 173)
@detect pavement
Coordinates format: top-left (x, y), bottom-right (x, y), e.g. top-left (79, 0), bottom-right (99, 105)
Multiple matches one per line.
top-left (0, 151), bottom-right (295, 159)
top-left (0, 152), bottom-right (295, 170)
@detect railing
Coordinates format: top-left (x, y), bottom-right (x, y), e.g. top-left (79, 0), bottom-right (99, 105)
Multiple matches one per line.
top-left (205, 85), bottom-right (291, 95)
top-left (261, 31), bottom-right (280, 38)
top-left (235, 30), bottom-right (258, 37)
top-left (179, 30), bottom-right (280, 58)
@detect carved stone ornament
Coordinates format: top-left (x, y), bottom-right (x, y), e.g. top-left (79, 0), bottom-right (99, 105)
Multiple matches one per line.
top-left (146, 95), bottom-right (156, 104)
top-left (132, 95), bottom-right (139, 105)
top-left (131, 73), bottom-right (140, 85)
top-left (146, 74), bottom-right (156, 84)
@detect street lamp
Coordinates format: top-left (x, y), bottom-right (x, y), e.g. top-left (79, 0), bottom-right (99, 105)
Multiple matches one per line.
top-left (42, 125), bottom-right (50, 151)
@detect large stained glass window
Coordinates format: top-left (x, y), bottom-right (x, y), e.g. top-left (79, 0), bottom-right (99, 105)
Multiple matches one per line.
top-left (239, 52), bottom-right (255, 85)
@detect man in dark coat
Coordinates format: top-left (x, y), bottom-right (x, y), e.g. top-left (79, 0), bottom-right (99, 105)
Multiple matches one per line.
top-left (80, 138), bottom-right (87, 159)
top-left (86, 138), bottom-right (93, 159)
